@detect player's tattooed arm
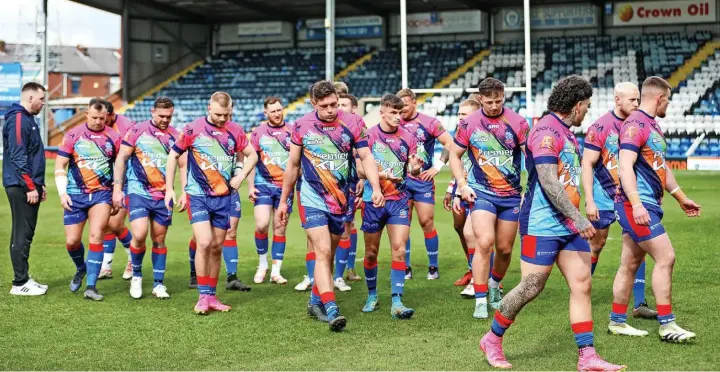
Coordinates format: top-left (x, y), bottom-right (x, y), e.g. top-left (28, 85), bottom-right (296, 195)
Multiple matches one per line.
top-left (439, 148), bottom-right (450, 164)
top-left (498, 272), bottom-right (550, 320)
top-left (536, 163), bottom-right (592, 232)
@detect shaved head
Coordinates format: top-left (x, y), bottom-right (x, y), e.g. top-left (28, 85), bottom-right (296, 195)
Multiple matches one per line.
top-left (210, 91), bottom-right (233, 108)
top-left (614, 82), bottom-right (640, 118)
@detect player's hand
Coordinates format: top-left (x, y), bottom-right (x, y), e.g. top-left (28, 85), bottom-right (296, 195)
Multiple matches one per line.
top-left (164, 188), bottom-right (176, 210)
top-left (41, 186), bottom-right (47, 202)
top-left (355, 180), bottom-right (364, 197)
top-left (248, 187), bottom-right (258, 203)
top-left (177, 192), bottom-right (188, 212)
top-left (585, 200), bottom-right (600, 221)
top-left (112, 189), bottom-right (125, 210)
top-left (371, 188), bottom-right (385, 208)
top-left (443, 192), bottom-right (452, 211)
top-left (452, 197), bottom-right (464, 215)
top-left (277, 203), bottom-right (289, 227)
top-left (110, 204), bottom-right (120, 216)
top-left (26, 189), bottom-right (39, 204)
top-left (355, 197), bottom-right (364, 210)
top-left (230, 175), bottom-right (243, 190)
top-left (679, 198), bottom-right (701, 217)
top-left (575, 216), bottom-right (596, 240)
top-left (59, 193), bottom-right (73, 211)
top-left (408, 155), bottom-right (424, 177)
top-left (632, 204), bottom-right (650, 226)
top-left (419, 167), bottom-right (439, 181)
top-left (460, 185), bottom-right (476, 203)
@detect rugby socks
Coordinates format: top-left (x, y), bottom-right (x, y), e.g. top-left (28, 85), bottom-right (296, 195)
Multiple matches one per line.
top-left (310, 284), bottom-right (322, 305)
top-left (101, 233), bottom-right (116, 270)
top-left (151, 242), bottom-right (167, 285)
top-left (425, 230), bottom-right (439, 268)
top-left (334, 239), bottom-right (351, 280)
top-left (633, 260), bottom-right (647, 309)
top-left (117, 228), bottom-right (132, 250)
top-left (271, 235), bottom-right (286, 277)
top-left (405, 238), bottom-right (411, 268)
top-left (197, 276), bottom-right (210, 295)
top-left (572, 321), bottom-right (594, 348)
top-left (591, 255), bottom-right (599, 276)
top-left (66, 243), bottom-right (86, 271)
top-left (86, 243), bottom-right (104, 288)
top-left (474, 283), bottom-right (488, 306)
top-left (255, 232), bottom-right (269, 269)
top-left (208, 276), bottom-right (218, 296)
top-left (364, 258), bottom-right (378, 296)
top-left (490, 311), bottom-right (514, 337)
top-left (189, 239), bottom-right (197, 277)
top-left (222, 239), bottom-right (239, 276)
top-left (488, 251), bottom-right (495, 279)
top-left (489, 268), bottom-right (505, 289)
top-left (657, 304), bottom-right (676, 325)
top-left (610, 303), bottom-right (628, 323)
top-left (130, 244), bottom-right (146, 278)
top-left (306, 252), bottom-right (316, 284)
top-left (467, 247), bottom-right (475, 270)
top-left (347, 229), bottom-right (358, 270)
top-left (321, 292), bottom-right (339, 319)
top-left (390, 261), bottom-right (405, 298)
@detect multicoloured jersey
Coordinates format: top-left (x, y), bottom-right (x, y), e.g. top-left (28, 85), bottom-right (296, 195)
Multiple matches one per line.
top-left (122, 120), bottom-right (180, 200)
top-left (453, 108), bottom-right (529, 203)
top-left (292, 110), bottom-right (368, 214)
top-left (362, 125), bottom-right (418, 202)
top-left (106, 113), bottom-right (135, 138)
top-left (616, 110), bottom-right (667, 207)
top-left (250, 121), bottom-right (291, 189)
top-left (520, 113), bottom-right (582, 236)
top-left (584, 111), bottom-right (622, 210)
top-left (58, 124), bottom-right (122, 195)
top-left (447, 152), bottom-right (473, 194)
top-left (172, 118), bottom-right (249, 197)
top-left (400, 112), bottom-right (446, 179)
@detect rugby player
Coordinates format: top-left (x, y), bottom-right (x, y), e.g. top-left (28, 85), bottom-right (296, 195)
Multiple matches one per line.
top-left (608, 76), bottom-right (700, 342)
top-left (477, 76), bottom-right (625, 371)
top-left (56, 98), bottom-right (121, 301)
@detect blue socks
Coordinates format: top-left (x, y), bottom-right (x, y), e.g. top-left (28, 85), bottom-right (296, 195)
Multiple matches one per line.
top-left (334, 239), bottom-right (351, 280)
top-left (222, 239), bottom-right (238, 276)
top-left (572, 321), bottom-right (594, 348)
top-left (255, 232), bottom-right (269, 255)
top-left (66, 243), bottom-right (86, 271)
top-left (491, 311), bottom-right (514, 337)
top-left (189, 239), bottom-right (197, 277)
top-left (405, 239), bottom-right (411, 267)
top-left (633, 260), bottom-right (647, 308)
top-left (610, 303), bottom-right (628, 323)
top-left (86, 243), bottom-right (104, 288)
top-left (425, 230), bottom-right (439, 268)
top-left (271, 236), bottom-right (286, 262)
top-left (151, 243), bottom-right (167, 285)
top-left (347, 229), bottom-right (358, 270)
top-left (306, 252), bottom-right (316, 283)
top-left (130, 244), bottom-right (146, 278)
top-left (364, 258), bottom-right (378, 296)
top-left (391, 261), bottom-right (406, 296)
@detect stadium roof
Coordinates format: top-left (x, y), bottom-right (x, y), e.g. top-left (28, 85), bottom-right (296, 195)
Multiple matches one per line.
top-left (72, 0), bottom-right (602, 24)
top-left (0, 44), bottom-right (120, 75)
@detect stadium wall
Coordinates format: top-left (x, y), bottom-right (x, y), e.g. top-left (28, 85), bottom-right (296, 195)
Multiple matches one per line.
top-left (125, 19), bottom-right (209, 101)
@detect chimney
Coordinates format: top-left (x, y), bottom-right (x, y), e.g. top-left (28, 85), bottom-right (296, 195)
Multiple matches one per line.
top-left (76, 44), bottom-right (89, 56)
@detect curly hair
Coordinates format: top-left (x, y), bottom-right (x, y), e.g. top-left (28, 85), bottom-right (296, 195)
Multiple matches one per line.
top-left (546, 75), bottom-right (593, 115)
top-left (310, 80), bottom-right (337, 101)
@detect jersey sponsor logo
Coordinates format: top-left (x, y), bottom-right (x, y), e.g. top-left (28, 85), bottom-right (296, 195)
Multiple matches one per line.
top-left (76, 157), bottom-right (110, 170)
top-left (197, 154), bottom-right (234, 171)
top-left (140, 158), bottom-right (166, 168)
top-left (624, 127), bottom-right (638, 140)
top-left (195, 139), bottom-right (214, 147)
top-left (228, 138), bottom-right (235, 150)
top-left (586, 131), bottom-right (596, 144)
top-left (477, 149), bottom-right (514, 167)
top-left (541, 136), bottom-right (554, 148)
top-left (487, 124), bottom-right (500, 129)
top-left (652, 151), bottom-right (666, 170)
top-left (559, 164), bottom-right (581, 187)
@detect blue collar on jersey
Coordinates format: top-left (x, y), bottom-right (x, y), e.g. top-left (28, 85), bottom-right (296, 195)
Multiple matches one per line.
top-left (86, 123), bottom-right (104, 133)
top-left (637, 109), bottom-right (655, 120)
top-left (378, 124), bottom-right (399, 134)
top-left (549, 112), bottom-right (571, 129)
top-left (610, 110), bottom-right (625, 121)
top-left (481, 107), bottom-right (505, 119)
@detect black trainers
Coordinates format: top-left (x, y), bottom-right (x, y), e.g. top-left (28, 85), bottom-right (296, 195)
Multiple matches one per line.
top-left (307, 303), bottom-right (329, 322)
top-left (405, 266), bottom-right (413, 280)
top-left (226, 274), bottom-right (251, 291)
top-left (189, 275), bottom-right (198, 289)
top-left (70, 270), bottom-right (86, 293)
top-left (84, 287), bottom-right (104, 301)
top-left (426, 266), bottom-right (439, 280)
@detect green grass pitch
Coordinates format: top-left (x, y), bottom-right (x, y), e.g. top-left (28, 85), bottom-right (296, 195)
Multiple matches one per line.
top-left (0, 163), bottom-right (718, 370)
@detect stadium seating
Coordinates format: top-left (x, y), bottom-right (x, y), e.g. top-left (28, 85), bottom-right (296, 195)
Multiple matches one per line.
top-left (123, 46), bottom-right (368, 130)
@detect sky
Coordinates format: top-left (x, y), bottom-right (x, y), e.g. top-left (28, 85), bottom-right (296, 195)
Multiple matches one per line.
top-left (2, 0), bottom-right (121, 49)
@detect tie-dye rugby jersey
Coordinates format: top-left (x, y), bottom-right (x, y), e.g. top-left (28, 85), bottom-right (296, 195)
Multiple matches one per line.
top-left (584, 111), bottom-right (623, 210)
top-left (250, 122), bottom-right (292, 189)
top-left (453, 108), bottom-right (529, 204)
top-left (292, 110), bottom-right (368, 215)
top-left (172, 118), bottom-right (249, 197)
top-left (122, 120), bottom-right (180, 200)
top-left (106, 113), bottom-right (135, 138)
top-left (616, 110), bottom-right (667, 207)
top-left (58, 124), bottom-right (122, 195)
top-left (400, 112), bottom-right (446, 179)
top-left (520, 113), bottom-right (582, 237)
top-left (362, 125), bottom-right (418, 202)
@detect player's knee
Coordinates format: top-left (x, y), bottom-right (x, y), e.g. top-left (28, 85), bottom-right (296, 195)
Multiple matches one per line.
top-left (476, 238), bottom-right (494, 255)
top-left (657, 250), bottom-right (675, 271)
top-left (521, 274), bottom-right (548, 299)
top-left (496, 243), bottom-right (513, 257)
top-left (226, 229), bottom-right (237, 241)
top-left (365, 250), bottom-right (379, 262)
top-left (65, 236), bottom-right (83, 247)
top-left (88, 231), bottom-right (104, 244)
top-left (255, 223), bottom-right (269, 236)
top-left (131, 237), bottom-right (144, 247)
top-left (591, 236), bottom-right (607, 251)
top-left (419, 219), bottom-right (435, 232)
top-left (569, 274), bottom-right (592, 298)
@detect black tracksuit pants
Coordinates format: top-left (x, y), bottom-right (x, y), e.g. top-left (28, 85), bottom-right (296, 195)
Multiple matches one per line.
top-left (5, 186), bottom-right (40, 286)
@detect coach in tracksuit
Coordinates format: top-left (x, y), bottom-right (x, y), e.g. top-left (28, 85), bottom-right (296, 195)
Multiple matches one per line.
top-left (2, 82), bottom-right (48, 296)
